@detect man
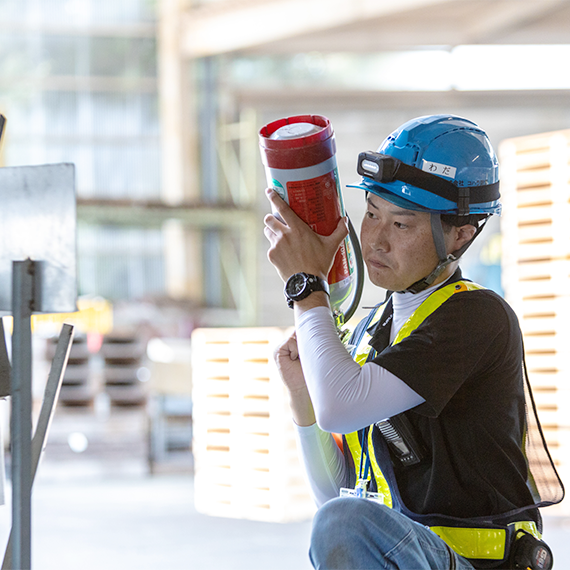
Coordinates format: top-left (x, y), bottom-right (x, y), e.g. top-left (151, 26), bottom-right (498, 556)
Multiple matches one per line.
top-left (263, 115), bottom-right (560, 569)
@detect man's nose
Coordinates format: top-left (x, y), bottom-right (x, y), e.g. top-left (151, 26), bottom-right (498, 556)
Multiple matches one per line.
top-left (369, 222), bottom-right (390, 251)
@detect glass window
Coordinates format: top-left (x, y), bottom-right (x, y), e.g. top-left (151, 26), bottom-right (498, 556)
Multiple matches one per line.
top-left (78, 225), bottom-right (165, 300)
top-left (90, 37), bottom-right (157, 78)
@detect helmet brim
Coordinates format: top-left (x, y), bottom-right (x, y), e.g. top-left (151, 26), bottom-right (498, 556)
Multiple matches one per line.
top-left (347, 179), bottom-right (452, 213)
top-left (347, 178), bottom-right (502, 216)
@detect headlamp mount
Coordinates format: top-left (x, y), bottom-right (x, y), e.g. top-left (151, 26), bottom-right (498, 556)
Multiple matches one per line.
top-left (357, 151), bottom-right (499, 217)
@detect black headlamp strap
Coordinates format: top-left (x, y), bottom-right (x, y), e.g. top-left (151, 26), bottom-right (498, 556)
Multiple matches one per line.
top-left (395, 161), bottom-right (462, 208)
top-left (357, 151), bottom-right (499, 216)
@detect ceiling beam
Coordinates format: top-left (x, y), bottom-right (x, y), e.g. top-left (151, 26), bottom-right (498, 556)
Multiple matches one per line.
top-left (77, 199), bottom-right (256, 229)
top-left (464, 0), bottom-right (569, 44)
top-left (233, 87), bottom-right (570, 111)
top-left (180, 0), bottom-right (452, 58)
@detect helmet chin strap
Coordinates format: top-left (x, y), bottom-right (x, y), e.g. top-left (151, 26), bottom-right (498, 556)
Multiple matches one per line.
top-left (404, 213), bottom-right (488, 294)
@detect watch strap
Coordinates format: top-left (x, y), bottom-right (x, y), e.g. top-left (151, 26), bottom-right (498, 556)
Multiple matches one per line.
top-left (285, 273), bottom-right (330, 308)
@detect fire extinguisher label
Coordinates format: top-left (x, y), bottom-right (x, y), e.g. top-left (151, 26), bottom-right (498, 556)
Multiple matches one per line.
top-left (329, 240), bottom-right (351, 284)
top-left (286, 170), bottom-right (351, 284)
top-left (286, 171), bottom-right (340, 235)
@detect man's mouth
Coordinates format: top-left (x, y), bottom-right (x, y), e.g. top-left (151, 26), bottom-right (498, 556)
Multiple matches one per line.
top-left (367, 258), bottom-right (389, 270)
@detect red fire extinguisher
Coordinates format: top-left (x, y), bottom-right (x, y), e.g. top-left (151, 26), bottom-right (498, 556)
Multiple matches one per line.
top-left (259, 114), bottom-right (363, 326)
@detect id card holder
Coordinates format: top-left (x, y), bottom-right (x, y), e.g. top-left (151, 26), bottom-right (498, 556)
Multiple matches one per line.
top-left (340, 478), bottom-right (385, 504)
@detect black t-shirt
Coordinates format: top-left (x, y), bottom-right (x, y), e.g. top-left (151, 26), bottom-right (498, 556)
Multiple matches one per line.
top-left (369, 278), bottom-right (538, 523)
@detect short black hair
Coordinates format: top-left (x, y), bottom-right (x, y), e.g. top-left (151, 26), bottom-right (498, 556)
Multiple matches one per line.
top-left (441, 213), bottom-right (487, 232)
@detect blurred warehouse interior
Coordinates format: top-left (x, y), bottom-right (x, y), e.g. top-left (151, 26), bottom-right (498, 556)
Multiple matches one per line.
top-left (1, 1), bottom-right (570, 565)
top-left (3, 0), bottom-right (570, 330)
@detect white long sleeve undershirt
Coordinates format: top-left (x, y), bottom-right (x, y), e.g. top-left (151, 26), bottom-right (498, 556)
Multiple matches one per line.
top-left (294, 283), bottom-right (445, 506)
top-left (296, 307), bottom-right (425, 434)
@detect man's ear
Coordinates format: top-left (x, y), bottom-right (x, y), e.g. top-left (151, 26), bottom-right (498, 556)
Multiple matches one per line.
top-left (454, 224), bottom-right (477, 250)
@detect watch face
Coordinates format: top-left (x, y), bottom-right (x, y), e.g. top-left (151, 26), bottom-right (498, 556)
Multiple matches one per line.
top-left (288, 273), bottom-right (307, 297)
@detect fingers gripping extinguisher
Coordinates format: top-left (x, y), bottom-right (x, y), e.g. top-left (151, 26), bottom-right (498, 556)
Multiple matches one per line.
top-left (259, 114), bottom-right (364, 329)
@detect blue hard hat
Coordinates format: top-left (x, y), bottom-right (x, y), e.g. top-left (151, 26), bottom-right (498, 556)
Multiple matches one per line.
top-left (348, 115), bottom-right (501, 216)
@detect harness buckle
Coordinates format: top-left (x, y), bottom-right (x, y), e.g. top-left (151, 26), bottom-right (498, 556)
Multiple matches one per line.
top-left (457, 187), bottom-right (470, 216)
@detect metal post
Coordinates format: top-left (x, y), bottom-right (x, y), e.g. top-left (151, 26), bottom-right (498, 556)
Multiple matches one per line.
top-left (11, 259), bottom-right (35, 570)
top-left (3, 323), bottom-right (74, 570)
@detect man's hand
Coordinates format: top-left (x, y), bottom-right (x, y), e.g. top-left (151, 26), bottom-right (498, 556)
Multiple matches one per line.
top-left (274, 331), bottom-right (316, 427)
top-left (263, 188), bottom-right (349, 283)
top-left (274, 330), bottom-right (305, 392)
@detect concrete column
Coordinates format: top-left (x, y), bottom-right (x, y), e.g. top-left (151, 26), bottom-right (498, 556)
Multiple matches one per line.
top-left (158, 0), bottom-right (203, 302)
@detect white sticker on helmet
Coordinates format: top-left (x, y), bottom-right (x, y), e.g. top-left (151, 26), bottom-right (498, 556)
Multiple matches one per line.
top-left (421, 160), bottom-right (456, 179)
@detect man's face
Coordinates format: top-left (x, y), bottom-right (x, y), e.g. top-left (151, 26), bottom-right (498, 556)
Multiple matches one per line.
top-left (360, 193), bottom-right (443, 291)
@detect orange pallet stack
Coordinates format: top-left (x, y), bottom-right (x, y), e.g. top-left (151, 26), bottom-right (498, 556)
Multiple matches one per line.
top-left (500, 129), bottom-right (570, 513)
top-left (191, 326), bottom-right (316, 523)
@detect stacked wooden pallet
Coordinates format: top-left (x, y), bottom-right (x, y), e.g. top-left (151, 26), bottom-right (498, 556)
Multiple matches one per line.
top-left (191, 326), bottom-right (315, 522)
top-left (102, 335), bottom-right (148, 406)
top-left (500, 129), bottom-right (570, 514)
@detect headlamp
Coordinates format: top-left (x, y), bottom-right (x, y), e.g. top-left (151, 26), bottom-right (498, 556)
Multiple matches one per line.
top-left (356, 150), bottom-right (500, 217)
top-left (357, 152), bottom-right (400, 183)
top-left (357, 150), bottom-right (466, 212)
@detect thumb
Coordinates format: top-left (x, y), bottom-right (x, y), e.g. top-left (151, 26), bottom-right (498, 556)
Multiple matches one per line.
top-left (330, 216), bottom-right (349, 246)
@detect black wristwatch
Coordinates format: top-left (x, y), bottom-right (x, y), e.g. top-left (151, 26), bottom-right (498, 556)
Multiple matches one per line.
top-left (284, 272), bottom-right (330, 309)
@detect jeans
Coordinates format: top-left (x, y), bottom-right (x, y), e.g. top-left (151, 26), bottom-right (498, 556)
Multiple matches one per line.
top-left (309, 497), bottom-right (476, 570)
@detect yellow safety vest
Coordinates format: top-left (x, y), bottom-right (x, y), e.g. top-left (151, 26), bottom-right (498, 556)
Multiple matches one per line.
top-left (343, 280), bottom-right (541, 562)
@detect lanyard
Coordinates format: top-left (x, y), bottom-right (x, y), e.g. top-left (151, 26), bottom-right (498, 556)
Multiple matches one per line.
top-left (356, 429), bottom-right (372, 497)
top-left (359, 429), bottom-right (370, 480)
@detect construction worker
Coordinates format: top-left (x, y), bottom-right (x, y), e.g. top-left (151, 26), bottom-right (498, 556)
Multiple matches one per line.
top-left (263, 115), bottom-right (562, 570)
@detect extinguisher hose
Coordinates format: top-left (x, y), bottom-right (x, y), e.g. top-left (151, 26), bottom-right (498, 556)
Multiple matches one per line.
top-left (342, 215), bottom-right (365, 324)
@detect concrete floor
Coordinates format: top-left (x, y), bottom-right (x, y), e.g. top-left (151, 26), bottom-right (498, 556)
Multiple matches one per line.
top-left (4, 473), bottom-right (313, 570)
top-left (0, 406), bottom-right (568, 570)
top-left (0, 467), bottom-right (565, 570)
top-left (0, 405), bottom-right (315, 570)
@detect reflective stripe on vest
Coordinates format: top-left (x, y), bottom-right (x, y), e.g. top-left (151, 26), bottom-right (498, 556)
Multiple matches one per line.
top-left (344, 280), bottom-right (542, 560)
top-left (392, 280), bottom-right (483, 343)
top-left (430, 521), bottom-right (541, 560)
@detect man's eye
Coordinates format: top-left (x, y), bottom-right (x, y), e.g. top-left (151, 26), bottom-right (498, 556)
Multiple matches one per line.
top-left (366, 211), bottom-right (376, 219)
top-left (394, 222), bottom-right (407, 229)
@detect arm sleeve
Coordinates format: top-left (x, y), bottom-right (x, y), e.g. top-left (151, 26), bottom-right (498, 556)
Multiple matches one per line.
top-left (294, 423), bottom-right (346, 507)
top-left (296, 306), bottom-right (425, 434)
